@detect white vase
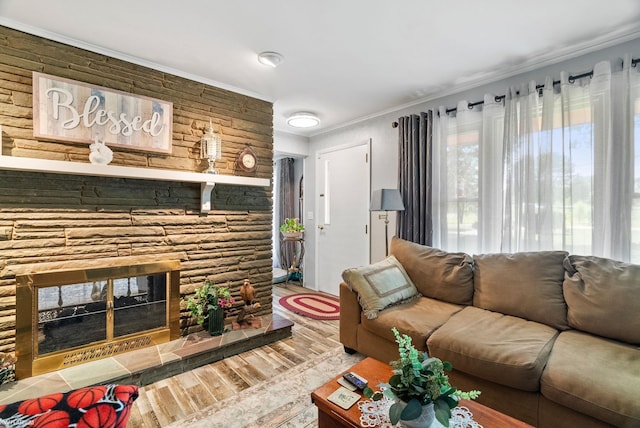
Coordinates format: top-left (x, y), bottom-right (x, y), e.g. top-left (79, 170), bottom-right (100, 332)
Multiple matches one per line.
top-left (400, 402), bottom-right (435, 428)
top-left (281, 231), bottom-right (302, 239)
top-left (88, 139), bottom-right (113, 165)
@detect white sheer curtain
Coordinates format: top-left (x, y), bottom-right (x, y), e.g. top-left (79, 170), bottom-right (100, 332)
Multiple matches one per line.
top-left (502, 78), bottom-right (558, 252)
top-left (430, 105), bottom-right (449, 249)
top-left (432, 96), bottom-right (503, 254)
top-left (431, 56), bottom-right (640, 262)
top-left (478, 95), bottom-right (505, 253)
top-left (627, 57), bottom-right (640, 262)
top-left (592, 56), bottom-right (636, 262)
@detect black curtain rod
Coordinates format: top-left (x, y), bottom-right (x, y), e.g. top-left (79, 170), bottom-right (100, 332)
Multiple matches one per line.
top-left (391, 56), bottom-right (640, 127)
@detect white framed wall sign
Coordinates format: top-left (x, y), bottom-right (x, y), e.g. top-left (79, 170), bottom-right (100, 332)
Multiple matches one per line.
top-left (33, 72), bottom-right (173, 154)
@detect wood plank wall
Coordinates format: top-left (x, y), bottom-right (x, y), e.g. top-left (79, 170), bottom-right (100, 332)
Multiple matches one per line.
top-left (0, 25), bottom-right (275, 353)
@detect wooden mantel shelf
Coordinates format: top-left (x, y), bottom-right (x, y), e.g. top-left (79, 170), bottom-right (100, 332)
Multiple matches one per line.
top-left (0, 149), bottom-right (270, 214)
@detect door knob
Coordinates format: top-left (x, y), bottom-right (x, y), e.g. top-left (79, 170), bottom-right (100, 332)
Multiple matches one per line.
top-left (318, 225), bottom-right (324, 230)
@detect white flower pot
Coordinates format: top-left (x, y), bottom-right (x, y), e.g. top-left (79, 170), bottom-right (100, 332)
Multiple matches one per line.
top-left (401, 402), bottom-right (435, 428)
top-left (281, 231), bottom-right (303, 239)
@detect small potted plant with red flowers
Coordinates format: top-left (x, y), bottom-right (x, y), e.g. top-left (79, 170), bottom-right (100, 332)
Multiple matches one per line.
top-left (183, 279), bottom-right (235, 336)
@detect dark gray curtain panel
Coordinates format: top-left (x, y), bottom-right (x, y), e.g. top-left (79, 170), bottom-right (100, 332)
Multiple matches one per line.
top-left (396, 112), bottom-right (432, 246)
top-left (277, 157), bottom-right (296, 269)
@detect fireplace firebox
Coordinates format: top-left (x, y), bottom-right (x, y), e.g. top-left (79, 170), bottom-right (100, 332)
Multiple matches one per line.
top-left (16, 260), bottom-right (180, 378)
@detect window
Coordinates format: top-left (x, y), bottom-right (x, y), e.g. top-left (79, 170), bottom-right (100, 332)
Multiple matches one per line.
top-left (431, 61), bottom-right (640, 262)
top-left (445, 119), bottom-right (481, 253)
top-left (632, 99), bottom-right (640, 261)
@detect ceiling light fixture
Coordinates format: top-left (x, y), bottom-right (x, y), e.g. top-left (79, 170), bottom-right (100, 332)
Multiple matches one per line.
top-left (257, 51), bottom-right (284, 68)
top-left (287, 112), bottom-right (320, 128)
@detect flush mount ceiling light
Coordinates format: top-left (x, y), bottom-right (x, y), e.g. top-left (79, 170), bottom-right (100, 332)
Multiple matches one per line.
top-left (287, 112), bottom-right (320, 128)
top-left (257, 51), bottom-right (284, 68)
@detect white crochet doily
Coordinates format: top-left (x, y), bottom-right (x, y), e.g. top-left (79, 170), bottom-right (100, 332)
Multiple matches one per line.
top-left (357, 396), bottom-right (483, 428)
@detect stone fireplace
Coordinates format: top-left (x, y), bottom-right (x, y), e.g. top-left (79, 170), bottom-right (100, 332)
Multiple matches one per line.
top-left (0, 25), bottom-right (275, 380)
top-left (15, 261), bottom-right (180, 378)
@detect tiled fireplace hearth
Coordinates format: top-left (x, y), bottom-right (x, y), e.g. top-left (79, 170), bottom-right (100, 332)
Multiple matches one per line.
top-left (0, 314), bottom-right (293, 404)
top-left (15, 261), bottom-right (181, 378)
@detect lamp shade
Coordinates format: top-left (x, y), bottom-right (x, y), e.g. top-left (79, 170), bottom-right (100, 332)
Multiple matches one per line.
top-left (370, 189), bottom-right (405, 211)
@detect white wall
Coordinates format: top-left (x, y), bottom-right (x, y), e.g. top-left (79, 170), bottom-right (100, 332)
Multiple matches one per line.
top-left (274, 130), bottom-right (309, 157)
top-left (301, 36), bottom-right (640, 289)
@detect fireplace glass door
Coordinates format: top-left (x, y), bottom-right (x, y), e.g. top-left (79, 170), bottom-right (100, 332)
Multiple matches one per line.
top-left (37, 280), bottom-right (108, 355)
top-left (36, 274), bottom-right (169, 356)
top-left (17, 260), bottom-right (180, 378)
top-left (113, 273), bottom-right (167, 337)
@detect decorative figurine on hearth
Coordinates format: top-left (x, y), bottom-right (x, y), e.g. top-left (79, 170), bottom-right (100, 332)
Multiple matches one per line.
top-left (236, 279), bottom-right (261, 326)
top-left (240, 278), bottom-right (256, 304)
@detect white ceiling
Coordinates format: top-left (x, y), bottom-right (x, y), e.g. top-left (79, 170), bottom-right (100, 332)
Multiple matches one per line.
top-left (1, 0), bottom-right (640, 137)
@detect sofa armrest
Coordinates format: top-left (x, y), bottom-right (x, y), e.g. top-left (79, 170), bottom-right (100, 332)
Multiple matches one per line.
top-left (340, 282), bottom-right (361, 350)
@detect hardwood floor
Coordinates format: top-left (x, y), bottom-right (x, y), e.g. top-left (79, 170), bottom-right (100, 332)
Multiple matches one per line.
top-left (127, 284), bottom-right (343, 427)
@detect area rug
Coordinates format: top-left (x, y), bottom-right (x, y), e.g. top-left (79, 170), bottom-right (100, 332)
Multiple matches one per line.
top-left (166, 345), bottom-right (364, 428)
top-left (279, 293), bottom-right (340, 320)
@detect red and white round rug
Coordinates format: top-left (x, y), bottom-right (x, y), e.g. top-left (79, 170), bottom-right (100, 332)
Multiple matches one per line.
top-left (279, 293), bottom-right (340, 320)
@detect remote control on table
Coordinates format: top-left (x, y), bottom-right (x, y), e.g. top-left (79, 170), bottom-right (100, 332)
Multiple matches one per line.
top-left (342, 371), bottom-right (368, 390)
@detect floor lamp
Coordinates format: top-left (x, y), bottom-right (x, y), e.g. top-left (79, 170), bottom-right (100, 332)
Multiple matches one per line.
top-left (370, 189), bottom-right (405, 257)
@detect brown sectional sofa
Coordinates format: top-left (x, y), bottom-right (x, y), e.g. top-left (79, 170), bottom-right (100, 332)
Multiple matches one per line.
top-left (340, 237), bottom-right (640, 427)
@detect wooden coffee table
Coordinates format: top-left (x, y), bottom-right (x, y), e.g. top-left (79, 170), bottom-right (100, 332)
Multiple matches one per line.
top-left (311, 357), bottom-right (533, 428)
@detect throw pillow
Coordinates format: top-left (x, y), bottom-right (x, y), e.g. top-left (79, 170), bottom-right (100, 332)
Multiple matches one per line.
top-left (563, 255), bottom-right (640, 345)
top-left (342, 255), bottom-right (418, 319)
top-left (473, 251), bottom-right (569, 330)
top-left (390, 236), bottom-right (474, 305)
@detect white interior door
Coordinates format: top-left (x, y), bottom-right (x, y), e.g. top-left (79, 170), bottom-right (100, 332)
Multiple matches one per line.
top-left (316, 141), bottom-right (370, 295)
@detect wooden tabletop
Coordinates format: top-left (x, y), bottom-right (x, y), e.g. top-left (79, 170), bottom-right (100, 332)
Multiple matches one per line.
top-left (311, 357), bottom-right (533, 428)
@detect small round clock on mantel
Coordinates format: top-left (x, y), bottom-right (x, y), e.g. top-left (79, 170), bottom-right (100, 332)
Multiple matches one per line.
top-left (236, 145), bottom-right (258, 172)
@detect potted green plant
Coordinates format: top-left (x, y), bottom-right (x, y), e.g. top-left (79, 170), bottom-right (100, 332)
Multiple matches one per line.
top-left (364, 328), bottom-right (480, 427)
top-left (280, 217), bottom-right (304, 239)
top-left (183, 279), bottom-right (235, 336)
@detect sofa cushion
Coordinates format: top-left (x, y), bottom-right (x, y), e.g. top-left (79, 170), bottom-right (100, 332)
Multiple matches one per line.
top-left (390, 236), bottom-right (474, 305)
top-left (472, 251), bottom-right (569, 330)
top-left (342, 255), bottom-right (418, 319)
top-left (0, 384), bottom-right (138, 428)
top-left (541, 331), bottom-right (640, 426)
top-left (361, 296), bottom-right (463, 352)
top-left (563, 255), bottom-right (640, 344)
top-left (427, 306), bottom-right (558, 392)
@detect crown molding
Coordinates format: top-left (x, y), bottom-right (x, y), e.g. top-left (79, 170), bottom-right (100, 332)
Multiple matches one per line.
top-left (311, 22), bottom-right (640, 139)
top-left (0, 18), bottom-right (274, 103)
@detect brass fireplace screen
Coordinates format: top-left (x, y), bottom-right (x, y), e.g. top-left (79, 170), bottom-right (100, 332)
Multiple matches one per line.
top-left (16, 260), bottom-right (180, 378)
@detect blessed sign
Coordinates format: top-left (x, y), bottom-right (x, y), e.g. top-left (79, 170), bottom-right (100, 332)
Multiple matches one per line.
top-left (33, 72), bottom-right (173, 154)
